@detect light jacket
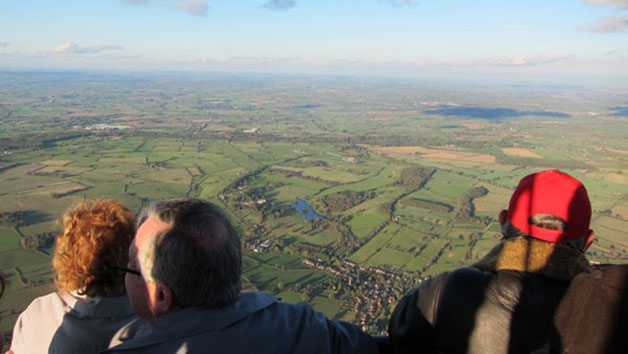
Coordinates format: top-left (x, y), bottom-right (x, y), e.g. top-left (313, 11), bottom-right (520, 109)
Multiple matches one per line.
top-left (11, 292), bottom-right (136, 354)
top-left (104, 292), bottom-right (379, 354)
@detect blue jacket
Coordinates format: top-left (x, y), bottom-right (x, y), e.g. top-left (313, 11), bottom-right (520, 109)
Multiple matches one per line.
top-left (104, 292), bottom-right (379, 354)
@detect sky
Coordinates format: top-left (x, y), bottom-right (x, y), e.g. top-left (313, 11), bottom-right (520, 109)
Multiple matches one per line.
top-left (1, 0), bottom-right (627, 85)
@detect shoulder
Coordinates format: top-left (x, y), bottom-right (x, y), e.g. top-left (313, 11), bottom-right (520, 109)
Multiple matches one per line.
top-left (584, 264), bottom-right (628, 288)
top-left (554, 264), bottom-right (628, 353)
top-left (15, 292), bottom-right (67, 323)
top-left (11, 292), bottom-right (67, 353)
top-left (418, 267), bottom-right (495, 305)
top-left (252, 300), bottom-right (328, 331)
top-left (268, 301), bottom-right (378, 354)
top-left (26, 291), bottom-right (67, 308)
top-left (558, 263), bottom-right (628, 307)
top-left (391, 267), bottom-right (496, 330)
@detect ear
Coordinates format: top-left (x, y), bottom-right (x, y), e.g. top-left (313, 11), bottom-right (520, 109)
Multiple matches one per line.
top-left (498, 210), bottom-right (508, 227)
top-left (581, 230), bottom-right (595, 253)
top-left (146, 280), bottom-right (175, 318)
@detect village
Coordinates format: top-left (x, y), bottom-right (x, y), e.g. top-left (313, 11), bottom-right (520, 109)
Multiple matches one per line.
top-left (248, 238), bottom-right (424, 333)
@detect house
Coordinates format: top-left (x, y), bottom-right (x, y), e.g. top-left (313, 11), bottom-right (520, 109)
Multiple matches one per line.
top-left (253, 239), bottom-right (272, 253)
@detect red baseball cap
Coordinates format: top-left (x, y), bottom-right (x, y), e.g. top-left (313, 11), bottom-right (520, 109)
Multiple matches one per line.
top-left (508, 170), bottom-right (592, 243)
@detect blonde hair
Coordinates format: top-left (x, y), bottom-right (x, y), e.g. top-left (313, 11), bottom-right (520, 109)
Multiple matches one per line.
top-left (53, 199), bottom-right (135, 297)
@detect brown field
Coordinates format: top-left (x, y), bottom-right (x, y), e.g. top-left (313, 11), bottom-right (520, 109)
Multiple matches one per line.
top-left (36, 166), bottom-right (91, 175)
top-left (423, 152), bottom-right (496, 163)
top-left (605, 173), bottom-right (628, 185)
top-left (40, 160), bottom-right (72, 166)
top-left (100, 157), bottom-right (146, 164)
top-left (593, 146), bottom-right (628, 155)
top-left (611, 205), bottom-right (628, 220)
top-left (204, 124), bottom-right (235, 132)
top-left (608, 148), bottom-right (628, 155)
top-left (373, 146), bottom-right (430, 154)
top-left (27, 181), bottom-right (87, 196)
top-left (501, 148), bottom-right (542, 158)
top-left (373, 146), bottom-right (496, 163)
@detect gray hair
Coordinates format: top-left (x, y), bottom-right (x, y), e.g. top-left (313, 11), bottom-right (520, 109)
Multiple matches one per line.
top-left (138, 198), bottom-right (241, 309)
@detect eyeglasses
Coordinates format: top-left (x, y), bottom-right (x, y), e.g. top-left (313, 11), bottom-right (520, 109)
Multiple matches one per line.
top-left (113, 265), bottom-right (142, 277)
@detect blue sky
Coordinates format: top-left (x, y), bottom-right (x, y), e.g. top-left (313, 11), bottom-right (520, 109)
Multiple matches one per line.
top-left (0, 0), bottom-right (626, 84)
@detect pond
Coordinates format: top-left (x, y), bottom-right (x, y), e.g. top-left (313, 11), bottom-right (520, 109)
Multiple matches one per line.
top-left (292, 199), bottom-right (323, 221)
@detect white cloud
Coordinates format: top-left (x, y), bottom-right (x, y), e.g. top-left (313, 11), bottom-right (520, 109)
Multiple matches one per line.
top-left (481, 54), bottom-right (575, 67)
top-left (122, 0), bottom-right (208, 16)
top-left (0, 42), bottom-right (9, 48)
top-left (182, 54), bottom-right (577, 70)
top-left (187, 55), bottom-right (301, 63)
top-left (583, 0), bottom-right (628, 9)
top-left (583, 15), bottom-right (628, 32)
top-left (52, 43), bottom-right (124, 54)
top-left (263, 0), bottom-right (296, 11)
top-left (175, 0), bottom-right (209, 16)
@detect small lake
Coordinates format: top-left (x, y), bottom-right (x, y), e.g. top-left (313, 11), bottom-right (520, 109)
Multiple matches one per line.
top-left (292, 199), bottom-right (323, 221)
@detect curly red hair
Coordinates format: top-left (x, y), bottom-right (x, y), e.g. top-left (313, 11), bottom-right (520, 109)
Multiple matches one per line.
top-left (53, 199), bottom-right (135, 297)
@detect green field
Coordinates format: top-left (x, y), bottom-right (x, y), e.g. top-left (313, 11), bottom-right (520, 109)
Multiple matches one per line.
top-left (0, 229), bottom-right (22, 252)
top-left (348, 209), bottom-right (389, 238)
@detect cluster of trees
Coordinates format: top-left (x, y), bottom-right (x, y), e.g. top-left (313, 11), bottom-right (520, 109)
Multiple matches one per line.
top-left (353, 134), bottom-right (464, 148)
top-left (223, 166), bottom-right (267, 191)
top-left (496, 155), bottom-right (594, 171)
top-left (399, 198), bottom-right (453, 213)
top-left (321, 191), bottom-right (376, 213)
top-left (299, 159), bottom-right (328, 167)
top-left (395, 166), bottom-right (435, 190)
top-left (0, 212), bottom-right (25, 227)
top-left (0, 132), bottom-right (87, 151)
top-left (20, 231), bottom-right (56, 250)
top-left (455, 186), bottom-right (489, 220)
top-left (273, 168), bottom-right (341, 186)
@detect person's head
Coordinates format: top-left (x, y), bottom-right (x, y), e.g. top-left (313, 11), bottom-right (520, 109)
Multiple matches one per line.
top-left (53, 199), bottom-right (135, 297)
top-left (498, 170), bottom-right (595, 252)
top-left (125, 198), bottom-right (241, 320)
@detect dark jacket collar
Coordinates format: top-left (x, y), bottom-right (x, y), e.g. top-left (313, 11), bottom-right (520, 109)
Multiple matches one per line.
top-left (59, 292), bottom-right (135, 319)
top-left (109, 292), bottom-right (278, 350)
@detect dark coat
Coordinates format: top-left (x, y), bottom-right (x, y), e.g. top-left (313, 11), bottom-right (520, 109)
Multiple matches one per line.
top-left (388, 237), bottom-right (628, 354)
top-left (104, 292), bottom-right (379, 354)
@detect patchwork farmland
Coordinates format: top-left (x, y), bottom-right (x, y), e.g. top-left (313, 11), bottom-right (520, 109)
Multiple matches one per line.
top-left (0, 72), bottom-right (626, 337)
